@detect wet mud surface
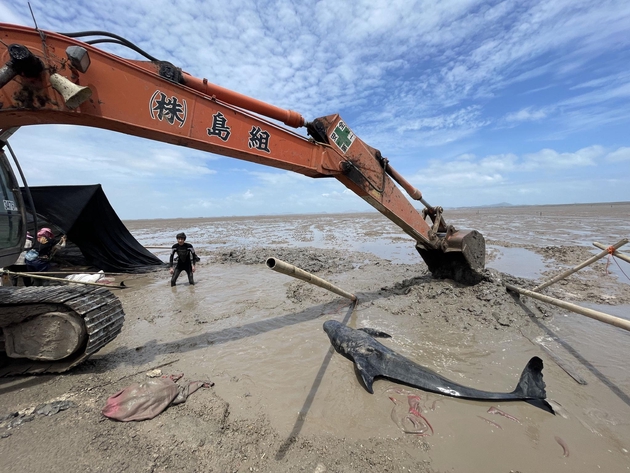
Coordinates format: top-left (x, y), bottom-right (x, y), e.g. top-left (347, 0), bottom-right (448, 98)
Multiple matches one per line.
top-left (1, 202), bottom-right (629, 472)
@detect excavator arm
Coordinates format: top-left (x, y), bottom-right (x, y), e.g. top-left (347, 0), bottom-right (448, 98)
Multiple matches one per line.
top-left (0, 23), bottom-right (484, 281)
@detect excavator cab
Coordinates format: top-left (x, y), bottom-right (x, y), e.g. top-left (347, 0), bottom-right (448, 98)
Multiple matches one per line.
top-left (0, 145), bottom-right (26, 269)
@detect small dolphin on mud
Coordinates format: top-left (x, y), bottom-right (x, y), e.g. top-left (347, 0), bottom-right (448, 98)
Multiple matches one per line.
top-left (323, 320), bottom-right (553, 412)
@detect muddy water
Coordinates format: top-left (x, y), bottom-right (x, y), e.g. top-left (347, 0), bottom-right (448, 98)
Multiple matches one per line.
top-left (118, 203), bottom-right (630, 472)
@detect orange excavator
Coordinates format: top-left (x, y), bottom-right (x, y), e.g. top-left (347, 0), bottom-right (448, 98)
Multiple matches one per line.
top-left (0, 23), bottom-right (485, 375)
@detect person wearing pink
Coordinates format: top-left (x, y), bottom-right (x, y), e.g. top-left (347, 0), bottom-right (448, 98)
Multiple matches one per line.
top-left (25, 227), bottom-right (67, 274)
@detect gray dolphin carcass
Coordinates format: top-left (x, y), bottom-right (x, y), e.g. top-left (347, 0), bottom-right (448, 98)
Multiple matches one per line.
top-left (323, 320), bottom-right (553, 413)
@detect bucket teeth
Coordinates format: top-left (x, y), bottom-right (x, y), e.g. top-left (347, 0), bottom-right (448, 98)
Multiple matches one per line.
top-left (417, 230), bottom-right (486, 284)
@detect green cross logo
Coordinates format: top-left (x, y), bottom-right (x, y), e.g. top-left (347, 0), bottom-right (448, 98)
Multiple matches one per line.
top-left (330, 121), bottom-right (355, 153)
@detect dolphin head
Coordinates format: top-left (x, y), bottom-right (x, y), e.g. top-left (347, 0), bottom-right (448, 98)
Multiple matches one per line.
top-left (323, 320), bottom-right (342, 340)
top-left (323, 320), bottom-right (347, 354)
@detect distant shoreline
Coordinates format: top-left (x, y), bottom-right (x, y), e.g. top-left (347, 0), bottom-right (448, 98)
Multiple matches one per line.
top-left (123, 201), bottom-right (630, 223)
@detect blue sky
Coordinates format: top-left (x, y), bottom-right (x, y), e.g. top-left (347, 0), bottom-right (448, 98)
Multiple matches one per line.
top-left (2, 0), bottom-right (629, 219)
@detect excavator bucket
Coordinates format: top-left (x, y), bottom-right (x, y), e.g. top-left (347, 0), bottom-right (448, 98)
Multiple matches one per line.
top-left (416, 230), bottom-right (486, 284)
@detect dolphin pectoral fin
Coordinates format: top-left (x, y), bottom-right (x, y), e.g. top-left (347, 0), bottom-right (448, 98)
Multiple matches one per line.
top-left (358, 328), bottom-right (392, 339)
top-left (354, 358), bottom-right (380, 394)
top-left (525, 399), bottom-right (555, 414)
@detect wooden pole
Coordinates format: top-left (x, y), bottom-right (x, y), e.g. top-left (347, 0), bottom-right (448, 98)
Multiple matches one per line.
top-left (3, 270), bottom-right (127, 289)
top-left (506, 283), bottom-right (630, 332)
top-left (533, 238), bottom-right (628, 292)
top-left (593, 242), bottom-right (630, 265)
top-left (18, 271), bottom-right (125, 276)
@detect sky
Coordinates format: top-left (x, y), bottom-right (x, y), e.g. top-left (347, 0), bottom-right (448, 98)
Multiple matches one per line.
top-left (1, 0), bottom-right (629, 220)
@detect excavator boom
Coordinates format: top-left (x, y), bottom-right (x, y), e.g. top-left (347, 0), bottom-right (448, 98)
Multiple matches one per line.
top-left (0, 23), bottom-right (485, 280)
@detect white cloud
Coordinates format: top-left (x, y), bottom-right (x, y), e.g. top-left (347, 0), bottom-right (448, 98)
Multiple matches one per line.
top-left (606, 147), bottom-right (630, 162)
top-left (0, 4), bottom-right (22, 23)
top-left (505, 107), bottom-right (549, 122)
top-left (125, 150), bottom-right (216, 177)
top-left (522, 146), bottom-right (603, 170)
top-left (248, 170), bottom-right (311, 186)
top-left (561, 82), bottom-right (630, 108)
top-left (408, 145), bottom-right (608, 198)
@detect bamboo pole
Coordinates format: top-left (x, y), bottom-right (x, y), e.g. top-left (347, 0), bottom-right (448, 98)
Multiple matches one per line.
top-left (18, 271), bottom-right (125, 276)
top-left (506, 283), bottom-right (630, 332)
top-left (593, 242), bottom-right (630, 265)
top-left (3, 270), bottom-right (127, 289)
top-left (532, 238), bottom-right (629, 292)
top-left (266, 257), bottom-right (357, 301)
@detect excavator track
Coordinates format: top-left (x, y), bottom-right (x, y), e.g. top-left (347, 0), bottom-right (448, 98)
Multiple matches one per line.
top-left (0, 285), bottom-right (125, 376)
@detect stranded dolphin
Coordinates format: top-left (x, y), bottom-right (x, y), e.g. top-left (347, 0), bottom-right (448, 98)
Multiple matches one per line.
top-left (323, 320), bottom-right (552, 411)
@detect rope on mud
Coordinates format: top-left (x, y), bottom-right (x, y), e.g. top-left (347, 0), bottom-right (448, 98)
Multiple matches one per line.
top-left (610, 255), bottom-right (630, 281)
top-left (275, 299), bottom-right (357, 460)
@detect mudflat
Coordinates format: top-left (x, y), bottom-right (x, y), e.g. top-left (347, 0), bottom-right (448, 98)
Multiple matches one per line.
top-left (1, 202), bottom-right (629, 473)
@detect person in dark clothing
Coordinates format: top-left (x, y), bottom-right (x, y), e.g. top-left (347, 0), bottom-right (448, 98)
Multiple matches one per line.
top-left (24, 227), bottom-right (67, 286)
top-left (169, 232), bottom-right (197, 286)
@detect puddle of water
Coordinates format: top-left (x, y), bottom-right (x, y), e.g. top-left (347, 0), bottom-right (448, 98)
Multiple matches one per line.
top-left (486, 245), bottom-right (547, 279)
top-left (355, 240), bottom-right (419, 264)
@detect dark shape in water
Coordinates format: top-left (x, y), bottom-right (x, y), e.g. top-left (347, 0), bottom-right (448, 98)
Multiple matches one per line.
top-left (323, 320), bottom-right (554, 413)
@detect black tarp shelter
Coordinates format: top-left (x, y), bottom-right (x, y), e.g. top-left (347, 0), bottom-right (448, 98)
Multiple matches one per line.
top-left (21, 184), bottom-right (164, 272)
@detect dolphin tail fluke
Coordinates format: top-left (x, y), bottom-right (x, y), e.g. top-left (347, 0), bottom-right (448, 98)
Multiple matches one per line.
top-left (513, 356), bottom-right (547, 399)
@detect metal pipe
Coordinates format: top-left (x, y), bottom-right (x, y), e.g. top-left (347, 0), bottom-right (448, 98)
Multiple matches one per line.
top-left (533, 238), bottom-right (629, 292)
top-left (383, 162), bottom-right (423, 201)
top-left (0, 63), bottom-right (17, 89)
top-left (506, 283), bottom-right (630, 332)
top-left (593, 242), bottom-right (630, 265)
top-left (382, 160), bottom-right (448, 232)
top-left (182, 74), bottom-right (305, 128)
top-left (266, 257), bottom-right (357, 301)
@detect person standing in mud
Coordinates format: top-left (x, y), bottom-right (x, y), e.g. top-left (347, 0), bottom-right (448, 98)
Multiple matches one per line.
top-left (169, 232), bottom-right (197, 286)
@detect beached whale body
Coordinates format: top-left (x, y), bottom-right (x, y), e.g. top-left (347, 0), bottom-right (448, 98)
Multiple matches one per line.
top-left (323, 320), bottom-right (551, 408)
